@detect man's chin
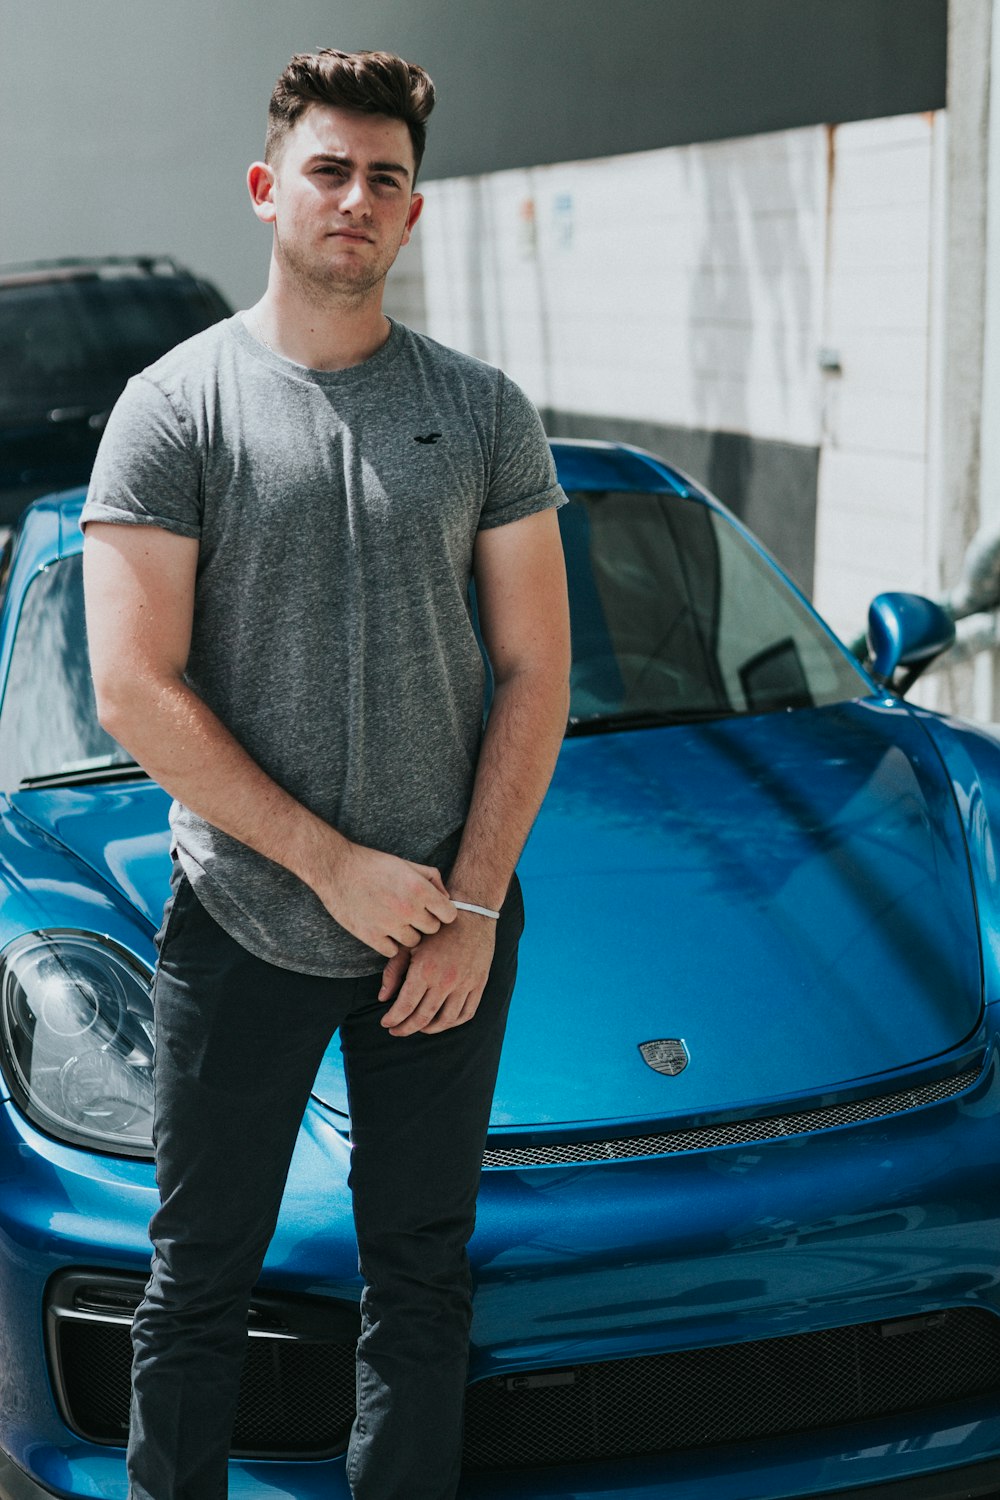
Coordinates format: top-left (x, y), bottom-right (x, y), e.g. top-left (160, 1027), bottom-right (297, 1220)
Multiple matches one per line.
top-left (275, 239), bottom-right (392, 300)
top-left (283, 258), bottom-right (388, 302)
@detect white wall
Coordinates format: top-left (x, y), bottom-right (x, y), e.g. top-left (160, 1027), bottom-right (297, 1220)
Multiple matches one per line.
top-left (812, 114), bottom-right (943, 643)
top-left (400, 127), bottom-right (829, 448)
top-left (391, 113), bottom-right (944, 660)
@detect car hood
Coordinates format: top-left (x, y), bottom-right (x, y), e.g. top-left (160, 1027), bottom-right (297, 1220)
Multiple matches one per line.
top-left (13, 700), bottom-right (984, 1133)
top-left (317, 699), bottom-right (983, 1129)
top-left (9, 780), bottom-right (173, 934)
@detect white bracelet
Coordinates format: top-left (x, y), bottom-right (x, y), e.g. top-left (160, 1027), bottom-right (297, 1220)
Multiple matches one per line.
top-left (452, 899), bottom-right (501, 921)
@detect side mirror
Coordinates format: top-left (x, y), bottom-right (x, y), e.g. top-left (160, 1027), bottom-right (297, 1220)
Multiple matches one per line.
top-left (866, 592), bottom-right (955, 693)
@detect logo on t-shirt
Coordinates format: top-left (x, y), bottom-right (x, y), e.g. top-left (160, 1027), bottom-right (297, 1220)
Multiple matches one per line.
top-left (413, 432), bottom-right (443, 444)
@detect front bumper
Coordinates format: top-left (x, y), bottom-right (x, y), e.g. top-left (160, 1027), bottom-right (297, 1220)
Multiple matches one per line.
top-left (1, 1011), bottom-right (999, 1500)
top-left (3, 1434), bottom-right (1000, 1500)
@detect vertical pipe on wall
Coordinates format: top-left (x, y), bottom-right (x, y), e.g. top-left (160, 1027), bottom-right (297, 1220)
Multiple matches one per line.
top-left (976, 0), bottom-right (1000, 717)
top-left (914, 110), bottom-right (948, 713)
top-left (937, 0), bottom-right (992, 718)
top-left (980, 0), bottom-right (1000, 526)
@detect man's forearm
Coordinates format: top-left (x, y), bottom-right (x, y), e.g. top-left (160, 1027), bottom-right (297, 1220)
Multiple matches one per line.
top-left (98, 672), bottom-right (348, 891)
top-left (448, 665), bottom-right (570, 911)
top-left (98, 671), bottom-right (456, 957)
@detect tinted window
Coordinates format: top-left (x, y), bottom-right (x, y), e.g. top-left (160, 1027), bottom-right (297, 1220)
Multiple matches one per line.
top-left (0, 271), bottom-right (229, 521)
top-left (0, 274), bottom-right (225, 419)
top-left (561, 490), bottom-right (868, 728)
top-left (0, 555), bottom-right (129, 788)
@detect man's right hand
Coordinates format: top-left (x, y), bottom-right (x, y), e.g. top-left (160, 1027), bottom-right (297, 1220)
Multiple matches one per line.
top-left (315, 842), bottom-right (457, 958)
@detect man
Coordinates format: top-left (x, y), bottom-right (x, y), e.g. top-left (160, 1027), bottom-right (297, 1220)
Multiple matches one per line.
top-left (81, 48), bottom-right (570, 1500)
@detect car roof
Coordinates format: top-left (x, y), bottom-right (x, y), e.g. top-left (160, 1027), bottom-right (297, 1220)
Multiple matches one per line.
top-left (0, 255), bottom-right (203, 289)
top-left (549, 439), bottom-right (695, 496)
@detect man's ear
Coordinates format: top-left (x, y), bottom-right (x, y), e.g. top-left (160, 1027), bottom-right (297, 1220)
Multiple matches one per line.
top-left (247, 161), bottom-right (277, 225)
top-left (401, 192), bottom-right (424, 246)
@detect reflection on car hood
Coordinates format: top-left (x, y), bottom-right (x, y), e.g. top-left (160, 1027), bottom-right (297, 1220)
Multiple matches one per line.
top-left (13, 701), bottom-right (983, 1132)
top-left (318, 700), bottom-right (983, 1128)
top-left (9, 781), bottom-right (173, 932)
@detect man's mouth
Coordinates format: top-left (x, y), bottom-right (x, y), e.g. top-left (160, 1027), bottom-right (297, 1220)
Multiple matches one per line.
top-left (328, 229), bottom-right (373, 243)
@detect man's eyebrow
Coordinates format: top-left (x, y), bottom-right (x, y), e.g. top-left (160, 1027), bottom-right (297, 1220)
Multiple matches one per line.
top-left (306, 152), bottom-right (411, 179)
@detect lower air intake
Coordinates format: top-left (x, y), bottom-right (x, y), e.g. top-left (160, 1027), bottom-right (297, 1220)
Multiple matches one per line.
top-left (462, 1307), bottom-right (1000, 1469)
top-left (50, 1285), bottom-right (359, 1460)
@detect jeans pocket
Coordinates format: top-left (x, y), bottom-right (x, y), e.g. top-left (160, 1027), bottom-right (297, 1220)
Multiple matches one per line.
top-left (153, 861), bottom-right (194, 962)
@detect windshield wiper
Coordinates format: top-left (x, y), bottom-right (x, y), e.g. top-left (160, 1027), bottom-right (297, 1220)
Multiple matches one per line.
top-left (19, 757), bottom-right (149, 790)
top-left (566, 707), bottom-right (741, 737)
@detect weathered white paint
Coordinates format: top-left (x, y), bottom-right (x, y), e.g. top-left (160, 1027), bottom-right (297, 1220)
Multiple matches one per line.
top-left (397, 126), bottom-right (829, 448)
top-left (810, 116), bottom-right (938, 644)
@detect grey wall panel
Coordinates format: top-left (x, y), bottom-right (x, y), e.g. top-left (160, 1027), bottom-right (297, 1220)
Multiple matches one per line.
top-left (543, 408), bottom-right (819, 596)
top-left (412, 0), bottom-right (948, 179)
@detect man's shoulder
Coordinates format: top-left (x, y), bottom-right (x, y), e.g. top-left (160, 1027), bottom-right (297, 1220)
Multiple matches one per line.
top-left (135, 316), bottom-right (236, 401)
top-left (395, 323), bottom-right (504, 392)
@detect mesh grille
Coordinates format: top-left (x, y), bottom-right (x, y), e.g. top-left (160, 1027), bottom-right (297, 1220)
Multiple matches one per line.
top-left (462, 1308), bottom-right (1000, 1470)
top-left (482, 1065), bottom-right (980, 1168)
top-left (55, 1317), bottom-right (356, 1457)
top-left (52, 1300), bottom-right (1000, 1470)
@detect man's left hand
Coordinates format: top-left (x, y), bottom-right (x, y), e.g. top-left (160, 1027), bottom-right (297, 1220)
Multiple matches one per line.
top-left (378, 913), bottom-right (497, 1035)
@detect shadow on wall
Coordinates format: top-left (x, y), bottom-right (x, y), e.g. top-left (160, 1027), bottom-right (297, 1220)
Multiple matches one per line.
top-left (393, 135), bottom-right (823, 596)
top-left (682, 133), bottom-right (820, 592)
top-left (684, 135), bottom-right (817, 432)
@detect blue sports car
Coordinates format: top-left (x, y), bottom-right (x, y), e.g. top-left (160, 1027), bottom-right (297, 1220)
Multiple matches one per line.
top-left (0, 442), bottom-right (998, 1500)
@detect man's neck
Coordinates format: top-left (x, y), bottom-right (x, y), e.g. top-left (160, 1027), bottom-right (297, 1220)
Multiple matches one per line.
top-left (248, 284), bottom-right (392, 372)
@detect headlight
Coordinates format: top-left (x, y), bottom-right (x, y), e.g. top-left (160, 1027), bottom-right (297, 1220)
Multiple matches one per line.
top-left (0, 931), bottom-right (154, 1156)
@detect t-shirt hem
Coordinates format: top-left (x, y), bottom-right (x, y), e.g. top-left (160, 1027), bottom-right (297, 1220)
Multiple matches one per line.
top-left (478, 482), bottom-right (567, 532)
top-left (79, 505), bottom-right (201, 539)
top-left (177, 849), bottom-right (384, 979)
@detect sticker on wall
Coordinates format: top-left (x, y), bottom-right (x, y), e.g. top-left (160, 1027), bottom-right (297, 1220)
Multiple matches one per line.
top-left (518, 198), bottom-right (537, 259)
top-left (553, 192), bottom-right (574, 251)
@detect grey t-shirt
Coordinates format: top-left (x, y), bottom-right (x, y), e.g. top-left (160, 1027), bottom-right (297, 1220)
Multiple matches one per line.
top-left (82, 314), bottom-right (565, 976)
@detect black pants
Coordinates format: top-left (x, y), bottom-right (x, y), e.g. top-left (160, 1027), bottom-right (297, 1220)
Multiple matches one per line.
top-left (127, 870), bottom-right (522, 1500)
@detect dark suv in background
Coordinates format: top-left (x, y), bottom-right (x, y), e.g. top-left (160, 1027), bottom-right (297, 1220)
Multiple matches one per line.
top-left (0, 256), bottom-right (231, 523)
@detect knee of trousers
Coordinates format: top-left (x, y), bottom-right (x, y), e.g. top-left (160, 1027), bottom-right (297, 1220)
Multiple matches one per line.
top-left (140, 1226), bottom-right (273, 1333)
top-left (357, 1274), bottom-right (474, 1367)
top-left (130, 1282), bottom-right (252, 1377)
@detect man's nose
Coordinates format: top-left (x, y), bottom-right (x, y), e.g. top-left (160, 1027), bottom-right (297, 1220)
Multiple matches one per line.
top-left (339, 175), bottom-right (373, 215)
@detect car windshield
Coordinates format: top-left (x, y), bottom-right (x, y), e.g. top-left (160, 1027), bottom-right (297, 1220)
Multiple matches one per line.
top-left (560, 489), bottom-right (869, 730)
top-left (0, 554), bottom-right (133, 789)
top-left (0, 273), bottom-right (225, 420)
top-left (0, 493), bottom-right (870, 788)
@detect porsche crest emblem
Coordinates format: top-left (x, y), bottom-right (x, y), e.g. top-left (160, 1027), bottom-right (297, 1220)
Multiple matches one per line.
top-left (639, 1038), bottom-right (690, 1076)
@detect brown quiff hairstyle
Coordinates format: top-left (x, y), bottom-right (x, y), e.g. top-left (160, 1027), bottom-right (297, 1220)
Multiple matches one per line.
top-left (265, 49), bottom-right (435, 180)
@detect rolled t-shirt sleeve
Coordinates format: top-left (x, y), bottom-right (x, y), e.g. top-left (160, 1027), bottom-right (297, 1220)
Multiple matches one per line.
top-left (80, 374), bottom-right (202, 538)
top-left (478, 372), bottom-right (566, 531)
